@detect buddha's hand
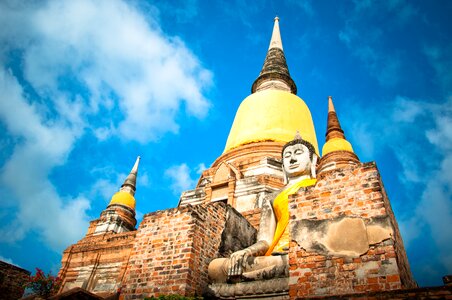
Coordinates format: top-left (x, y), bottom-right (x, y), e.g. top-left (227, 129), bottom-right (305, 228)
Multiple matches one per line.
top-left (228, 248), bottom-right (253, 277)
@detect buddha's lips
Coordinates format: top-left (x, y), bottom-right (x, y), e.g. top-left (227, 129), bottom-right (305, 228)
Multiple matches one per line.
top-left (288, 164), bottom-right (299, 169)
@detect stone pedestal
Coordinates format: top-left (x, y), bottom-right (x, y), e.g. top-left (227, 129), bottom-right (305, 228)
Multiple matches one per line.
top-left (208, 278), bottom-right (289, 299)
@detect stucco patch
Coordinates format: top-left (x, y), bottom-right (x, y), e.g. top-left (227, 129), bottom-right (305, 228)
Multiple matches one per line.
top-left (322, 218), bottom-right (369, 257)
top-left (291, 217), bottom-right (394, 258)
top-left (367, 225), bottom-right (392, 245)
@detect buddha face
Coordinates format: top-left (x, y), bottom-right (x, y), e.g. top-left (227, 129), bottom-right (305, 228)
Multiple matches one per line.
top-left (283, 143), bottom-right (312, 178)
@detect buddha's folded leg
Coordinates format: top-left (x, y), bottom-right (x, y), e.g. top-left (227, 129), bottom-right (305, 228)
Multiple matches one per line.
top-left (209, 255), bottom-right (289, 283)
top-left (242, 255), bottom-right (288, 280)
top-left (208, 258), bottom-right (230, 283)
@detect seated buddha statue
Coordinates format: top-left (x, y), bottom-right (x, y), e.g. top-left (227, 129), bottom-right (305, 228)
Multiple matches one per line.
top-left (208, 133), bottom-right (318, 283)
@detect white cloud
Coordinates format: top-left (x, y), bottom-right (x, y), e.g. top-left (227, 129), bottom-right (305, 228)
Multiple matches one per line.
top-left (164, 163), bottom-right (197, 195)
top-left (0, 0), bottom-right (212, 252)
top-left (93, 125), bottom-right (116, 141)
top-left (91, 178), bottom-right (120, 202)
top-left (0, 0), bottom-right (212, 143)
top-left (196, 163), bottom-right (207, 174)
top-left (0, 68), bottom-right (90, 250)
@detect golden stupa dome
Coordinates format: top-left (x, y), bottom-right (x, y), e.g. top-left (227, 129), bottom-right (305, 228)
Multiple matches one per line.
top-left (224, 89), bottom-right (319, 154)
top-left (109, 191), bottom-right (136, 210)
top-left (322, 137), bottom-right (354, 156)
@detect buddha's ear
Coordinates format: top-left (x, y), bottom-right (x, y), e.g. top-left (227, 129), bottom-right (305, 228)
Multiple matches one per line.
top-left (311, 154), bottom-right (318, 179)
top-left (283, 164), bottom-right (288, 185)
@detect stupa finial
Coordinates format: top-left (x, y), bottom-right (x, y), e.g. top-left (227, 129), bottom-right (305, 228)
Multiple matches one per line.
top-left (121, 156), bottom-right (141, 195)
top-left (269, 16), bottom-right (283, 50)
top-left (251, 17), bottom-right (297, 94)
top-left (328, 96), bottom-right (335, 113)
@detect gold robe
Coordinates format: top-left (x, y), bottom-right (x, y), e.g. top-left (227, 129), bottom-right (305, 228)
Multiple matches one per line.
top-left (265, 178), bottom-right (317, 255)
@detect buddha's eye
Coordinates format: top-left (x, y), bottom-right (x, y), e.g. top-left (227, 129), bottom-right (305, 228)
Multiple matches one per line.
top-left (295, 149), bottom-right (303, 155)
top-left (284, 152), bottom-right (291, 158)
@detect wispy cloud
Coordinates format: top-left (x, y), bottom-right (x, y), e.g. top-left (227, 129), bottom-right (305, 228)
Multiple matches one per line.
top-left (347, 95), bottom-right (452, 274)
top-left (0, 68), bottom-right (90, 250)
top-left (163, 162), bottom-right (205, 196)
top-left (287, 0), bottom-right (314, 17)
top-left (195, 163), bottom-right (207, 174)
top-left (351, 0), bottom-right (417, 22)
top-left (164, 163), bottom-right (197, 195)
top-left (151, 0), bottom-right (199, 23)
top-left (338, 0), bottom-right (418, 88)
top-left (90, 165), bottom-right (150, 203)
top-left (0, 0), bottom-right (212, 252)
top-left (0, 255), bottom-right (19, 267)
top-left (424, 44), bottom-right (452, 94)
top-left (339, 25), bottom-right (401, 88)
top-left (220, 0), bottom-right (266, 30)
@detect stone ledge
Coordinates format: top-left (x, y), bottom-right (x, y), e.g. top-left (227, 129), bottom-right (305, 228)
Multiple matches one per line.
top-left (207, 277), bottom-right (289, 299)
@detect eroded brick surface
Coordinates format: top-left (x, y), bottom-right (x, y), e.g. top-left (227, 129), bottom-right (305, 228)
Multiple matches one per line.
top-left (58, 231), bottom-right (136, 294)
top-left (288, 162), bottom-right (417, 298)
top-left (241, 208), bottom-right (262, 230)
top-left (122, 202), bottom-right (231, 299)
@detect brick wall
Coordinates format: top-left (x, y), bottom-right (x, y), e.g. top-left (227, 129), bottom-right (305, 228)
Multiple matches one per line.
top-left (377, 173), bottom-right (416, 288)
top-left (122, 202), bottom-right (229, 299)
top-left (0, 260), bottom-right (30, 300)
top-left (288, 162), bottom-right (416, 298)
top-left (241, 208), bottom-right (261, 230)
top-left (58, 231), bottom-right (136, 295)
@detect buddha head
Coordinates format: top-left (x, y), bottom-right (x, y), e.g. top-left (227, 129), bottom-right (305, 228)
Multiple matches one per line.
top-left (282, 132), bottom-right (317, 183)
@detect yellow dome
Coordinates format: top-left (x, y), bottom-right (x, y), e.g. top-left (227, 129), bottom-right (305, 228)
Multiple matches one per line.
top-left (108, 191), bottom-right (136, 210)
top-left (322, 137), bottom-right (354, 156)
top-left (224, 89), bottom-right (319, 154)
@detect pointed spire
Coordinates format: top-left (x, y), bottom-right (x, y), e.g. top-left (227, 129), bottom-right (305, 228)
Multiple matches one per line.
top-left (269, 16), bottom-right (283, 50)
top-left (328, 95), bottom-right (335, 113)
top-left (251, 17), bottom-right (297, 94)
top-left (120, 156), bottom-right (140, 196)
top-left (326, 96), bottom-right (345, 141)
top-left (318, 96), bottom-right (359, 174)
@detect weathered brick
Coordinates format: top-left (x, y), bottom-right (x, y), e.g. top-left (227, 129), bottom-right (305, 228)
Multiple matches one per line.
top-left (288, 163), bottom-right (417, 298)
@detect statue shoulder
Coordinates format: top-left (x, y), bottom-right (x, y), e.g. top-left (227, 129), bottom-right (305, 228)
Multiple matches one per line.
top-left (264, 190), bottom-right (280, 205)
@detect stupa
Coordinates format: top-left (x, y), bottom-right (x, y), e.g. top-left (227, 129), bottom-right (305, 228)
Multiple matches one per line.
top-left (53, 17), bottom-right (452, 300)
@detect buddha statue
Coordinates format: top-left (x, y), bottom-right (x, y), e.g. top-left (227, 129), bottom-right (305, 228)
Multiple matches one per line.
top-left (209, 133), bottom-right (318, 283)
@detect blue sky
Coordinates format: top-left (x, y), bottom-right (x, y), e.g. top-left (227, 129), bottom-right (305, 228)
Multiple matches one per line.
top-left (0, 0), bottom-right (450, 288)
